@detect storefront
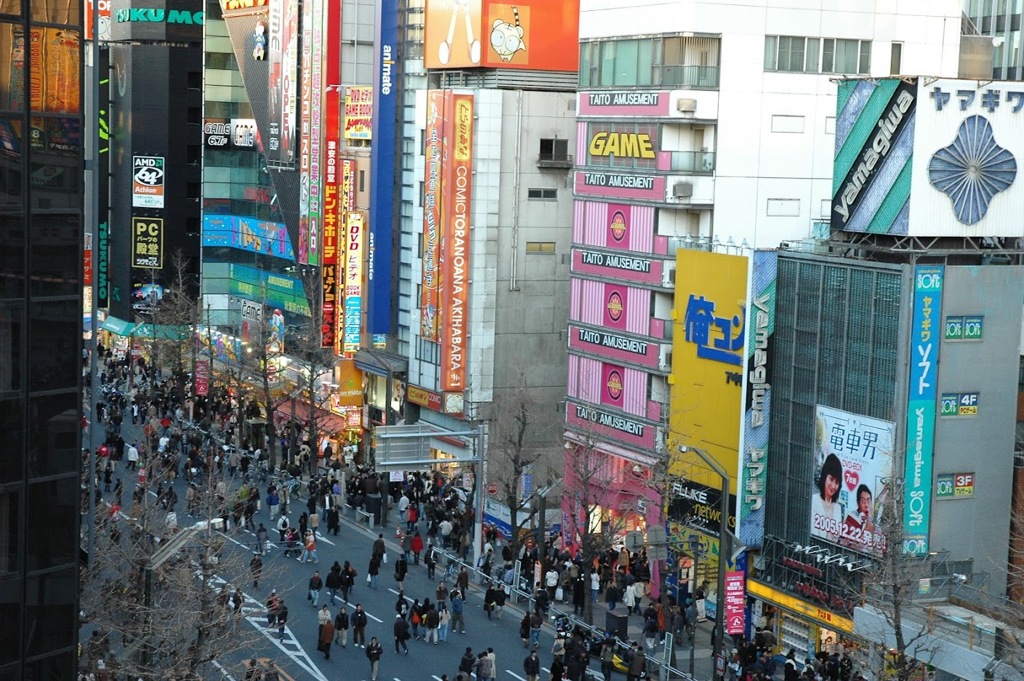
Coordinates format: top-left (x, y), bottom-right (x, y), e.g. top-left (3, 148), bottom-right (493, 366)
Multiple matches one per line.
top-left (747, 580), bottom-right (856, 661)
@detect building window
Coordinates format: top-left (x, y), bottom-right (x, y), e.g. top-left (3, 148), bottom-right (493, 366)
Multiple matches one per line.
top-left (416, 337), bottom-right (439, 363)
top-left (539, 138), bottom-right (569, 162)
top-left (527, 188), bottom-right (557, 200)
top-left (890, 42), bottom-right (903, 75)
top-left (580, 34), bottom-right (720, 89)
top-left (526, 241), bottom-right (556, 254)
top-left (765, 36), bottom-right (870, 74)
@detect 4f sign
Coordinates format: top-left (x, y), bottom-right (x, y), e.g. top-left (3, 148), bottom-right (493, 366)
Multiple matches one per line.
top-left (132, 155), bottom-right (165, 208)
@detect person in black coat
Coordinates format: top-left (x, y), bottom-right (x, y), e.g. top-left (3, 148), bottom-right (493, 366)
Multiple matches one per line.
top-left (394, 614), bottom-right (410, 654)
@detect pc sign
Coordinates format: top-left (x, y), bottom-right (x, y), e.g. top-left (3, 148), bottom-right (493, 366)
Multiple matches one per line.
top-left (132, 155), bottom-right (166, 208)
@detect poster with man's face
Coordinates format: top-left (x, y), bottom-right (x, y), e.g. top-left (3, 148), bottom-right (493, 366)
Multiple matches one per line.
top-left (811, 405), bottom-right (894, 557)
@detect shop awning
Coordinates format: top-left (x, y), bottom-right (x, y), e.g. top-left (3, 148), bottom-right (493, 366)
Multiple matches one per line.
top-left (132, 324), bottom-right (192, 340)
top-left (275, 398), bottom-right (350, 434)
top-left (373, 423), bottom-right (481, 468)
top-left (99, 315), bottom-right (136, 336)
top-left (353, 348), bottom-right (408, 377)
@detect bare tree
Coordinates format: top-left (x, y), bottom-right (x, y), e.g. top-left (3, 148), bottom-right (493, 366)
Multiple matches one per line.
top-left (484, 366), bottom-right (562, 560)
top-left (80, 471), bottom-right (276, 679)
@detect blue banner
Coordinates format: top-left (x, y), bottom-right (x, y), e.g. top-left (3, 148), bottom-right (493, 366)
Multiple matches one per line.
top-left (367, 0), bottom-right (397, 335)
top-left (903, 265), bottom-right (943, 555)
top-left (202, 214), bottom-right (295, 261)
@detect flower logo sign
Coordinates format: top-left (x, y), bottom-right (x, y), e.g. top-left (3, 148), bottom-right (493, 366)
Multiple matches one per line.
top-left (928, 115), bottom-right (1017, 225)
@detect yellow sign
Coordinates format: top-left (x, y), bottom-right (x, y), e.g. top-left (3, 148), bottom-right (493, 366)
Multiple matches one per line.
top-left (669, 250), bottom-right (748, 491)
top-left (747, 580), bottom-right (854, 634)
top-left (131, 217), bottom-right (164, 269)
top-left (589, 131), bottom-right (656, 159)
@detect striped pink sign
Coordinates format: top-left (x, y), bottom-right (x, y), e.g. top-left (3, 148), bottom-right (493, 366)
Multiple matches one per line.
top-left (568, 355), bottom-right (649, 416)
top-left (570, 279), bottom-right (651, 335)
top-left (573, 201), bottom-right (655, 252)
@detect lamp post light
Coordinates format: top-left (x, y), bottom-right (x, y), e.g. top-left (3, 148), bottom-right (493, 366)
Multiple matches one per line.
top-left (678, 445), bottom-right (730, 681)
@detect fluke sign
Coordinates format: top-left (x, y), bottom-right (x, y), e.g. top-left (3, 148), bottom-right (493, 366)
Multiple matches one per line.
top-left (589, 131), bottom-right (656, 159)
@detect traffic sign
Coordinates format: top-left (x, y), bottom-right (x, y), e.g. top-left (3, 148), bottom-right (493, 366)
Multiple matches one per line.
top-left (625, 530), bottom-right (644, 552)
top-left (647, 526), bottom-right (667, 545)
top-left (487, 481), bottom-right (499, 495)
top-left (648, 545), bottom-right (668, 561)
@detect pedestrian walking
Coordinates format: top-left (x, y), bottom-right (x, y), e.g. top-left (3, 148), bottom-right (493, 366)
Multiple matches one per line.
top-left (438, 604), bottom-right (451, 642)
top-left (255, 523), bottom-right (269, 555)
top-left (450, 589), bottom-right (466, 634)
top-left (436, 579), bottom-right (449, 606)
top-left (276, 515), bottom-right (289, 543)
top-left (394, 554), bottom-right (408, 591)
top-left (309, 509), bottom-right (320, 537)
top-left (368, 553), bottom-right (381, 590)
top-left (519, 612), bottom-right (531, 647)
top-left (308, 571), bottom-right (323, 607)
top-left (266, 590), bottom-right (280, 628)
top-left (424, 604), bottom-right (440, 644)
top-left (411, 531), bottom-right (424, 565)
top-left (318, 604), bottom-right (332, 636)
top-left (326, 563), bottom-right (342, 605)
top-left (334, 607), bottom-right (350, 648)
top-left (366, 637), bottom-right (384, 681)
top-left (266, 487), bottom-right (280, 520)
top-left (524, 649), bottom-right (541, 681)
top-left (250, 551), bottom-right (263, 589)
top-left (340, 560), bottom-right (356, 602)
top-left (475, 651), bottom-right (494, 681)
top-left (459, 648), bottom-right (476, 678)
top-left (394, 614), bottom-right (410, 654)
top-left (319, 617), bottom-right (335, 659)
top-left (530, 610), bottom-right (543, 647)
top-left (352, 604), bottom-right (368, 647)
top-left (276, 599), bottom-right (289, 640)
top-left (300, 530), bottom-right (318, 563)
top-left (425, 543), bottom-right (437, 580)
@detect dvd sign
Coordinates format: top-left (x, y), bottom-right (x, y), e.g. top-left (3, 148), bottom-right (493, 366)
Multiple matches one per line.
top-left (132, 155), bottom-right (165, 208)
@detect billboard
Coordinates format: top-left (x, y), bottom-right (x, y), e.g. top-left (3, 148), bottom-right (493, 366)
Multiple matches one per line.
top-left (670, 250), bottom-right (748, 492)
top-left (904, 265), bottom-right (943, 555)
top-left (440, 93), bottom-right (474, 393)
top-left (320, 0), bottom-right (341, 350)
top-left (132, 155), bottom-right (165, 208)
top-left (736, 250), bottom-right (777, 550)
top-left (202, 215), bottom-right (294, 260)
top-left (305, 0), bottom-right (324, 267)
top-left (423, 0), bottom-right (580, 71)
top-left (203, 118), bottom-right (258, 150)
top-left (811, 405), bottom-right (895, 557)
top-left (420, 89), bottom-right (448, 341)
top-left (574, 171), bottom-right (667, 201)
top-left (368, 0), bottom-right (398, 335)
top-left (343, 210), bottom-right (365, 353)
top-left (345, 86), bottom-right (373, 140)
top-left (131, 217), bottom-right (164, 269)
top-left (338, 158), bottom-right (356, 354)
top-left (266, 0), bottom-right (297, 164)
top-left (833, 77), bottom-right (1024, 236)
top-left (85, 0), bottom-right (112, 41)
top-left (578, 91), bottom-right (673, 118)
top-left (296, 0), bottom-right (314, 264)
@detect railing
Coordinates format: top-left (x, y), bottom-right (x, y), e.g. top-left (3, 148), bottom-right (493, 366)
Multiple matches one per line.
top-left (668, 151), bottom-right (715, 173)
top-left (537, 153), bottom-right (573, 168)
top-left (658, 65), bottom-right (720, 89)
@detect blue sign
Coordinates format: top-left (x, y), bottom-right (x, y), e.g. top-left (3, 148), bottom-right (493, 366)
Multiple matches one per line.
top-left (904, 265), bottom-right (943, 555)
top-left (202, 215), bottom-right (295, 261)
top-left (683, 294), bottom-right (745, 365)
top-left (367, 0), bottom-right (397, 335)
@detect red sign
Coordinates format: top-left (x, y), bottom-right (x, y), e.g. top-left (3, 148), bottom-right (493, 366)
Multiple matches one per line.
top-left (487, 481), bottom-right (499, 495)
top-left (725, 571), bottom-right (746, 636)
top-left (194, 359), bottom-right (209, 396)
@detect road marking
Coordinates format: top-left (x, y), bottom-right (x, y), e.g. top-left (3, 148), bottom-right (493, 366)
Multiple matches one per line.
top-left (340, 600), bottom-right (383, 623)
top-left (210, 659), bottom-right (237, 680)
top-left (505, 672), bottom-right (527, 681)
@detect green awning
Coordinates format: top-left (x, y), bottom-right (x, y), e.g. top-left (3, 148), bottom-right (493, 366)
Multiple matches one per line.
top-left (132, 324), bottom-right (191, 341)
top-left (99, 316), bottom-right (135, 336)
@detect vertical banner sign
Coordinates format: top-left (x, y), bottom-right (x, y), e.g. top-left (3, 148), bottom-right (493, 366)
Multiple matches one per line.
top-left (420, 89), bottom-right (445, 341)
top-left (736, 250), bottom-right (777, 550)
top-left (131, 217), bottom-right (164, 269)
top-left (368, 0), bottom-right (397, 335)
top-left (320, 0), bottom-right (341, 349)
top-left (240, 299), bottom-right (263, 343)
top-left (337, 158), bottom-right (355, 355)
top-left (724, 571), bottom-right (746, 636)
top-left (343, 210), bottom-right (365, 352)
top-left (305, 0), bottom-right (324, 267)
top-left (266, 0), bottom-right (284, 161)
top-left (344, 86), bottom-right (373, 140)
top-left (296, 0), bottom-right (314, 264)
top-left (132, 155), bottom-right (165, 208)
top-left (441, 94), bottom-right (473, 393)
top-left (96, 220), bottom-right (109, 307)
top-left (194, 359), bottom-right (209, 396)
top-left (904, 265), bottom-right (943, 556)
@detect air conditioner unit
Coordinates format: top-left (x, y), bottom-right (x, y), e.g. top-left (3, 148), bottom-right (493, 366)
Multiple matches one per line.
top-left (673, 182), bottom-right (693, 199)
top-left (676, 98), bottom-right (697, 113)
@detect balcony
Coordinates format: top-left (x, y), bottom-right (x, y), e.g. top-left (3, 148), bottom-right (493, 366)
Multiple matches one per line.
top-left (658, 64), bottom-right (720, 89)
top-left (668, 150), bottom-right (715, 174)
top-left (537, 153), bottom-right (574, 170)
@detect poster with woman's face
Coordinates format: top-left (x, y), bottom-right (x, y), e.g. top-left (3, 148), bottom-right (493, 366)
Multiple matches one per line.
top-left (811, 405), bottom-right (895, 557)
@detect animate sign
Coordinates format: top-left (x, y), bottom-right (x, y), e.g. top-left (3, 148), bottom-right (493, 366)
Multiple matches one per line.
top-left (115, 8), bottom-right (204, 23)
top-left (589, 131), bottom-right (656, 159)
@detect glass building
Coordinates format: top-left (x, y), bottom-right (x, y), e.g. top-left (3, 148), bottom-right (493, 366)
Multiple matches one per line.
top-left (0, 0), bottom-right (84, 677)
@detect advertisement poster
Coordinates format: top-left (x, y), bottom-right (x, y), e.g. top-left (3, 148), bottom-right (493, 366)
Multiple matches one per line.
top-left (321, 0), bottom-right (341, 351)
top-left (725, 571), bottom-right (745, 636)
top-left (266, 0), bottom-right (297, 164)
top-left (344, 86), bottom-right (373, 140)
top-left (440, 93), bottom-right (473, 393)
top-left (194, 359), bottom-right (209, 396)
top-left (132, 155), bottom-right (165, 208)
top-left (811, 405), bottom-right (895, 557)
top-left (420, 89), bottom-right (446, 341)
top-left (296, 0), bottom-right (313, 263)
top-left (903, 265), bottom-right (943, 555)
top-left (131, 217), bottom-right (164, 269)
top-left (343, 210), bottom-right (365, 353)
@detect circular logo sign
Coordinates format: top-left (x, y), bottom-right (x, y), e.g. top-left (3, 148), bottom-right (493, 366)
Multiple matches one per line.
top-left (606, 291), bottom-right (624, 322)
top-left (609, 211), bottom-right (627, 242)
top-left (606, 369), bottom-right (623, 401)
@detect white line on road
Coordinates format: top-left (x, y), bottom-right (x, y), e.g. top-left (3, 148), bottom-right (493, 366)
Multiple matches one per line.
top-left (210, 659), bottom-right (237, 680)
top-left (505, 671), bottom-right (527, 681)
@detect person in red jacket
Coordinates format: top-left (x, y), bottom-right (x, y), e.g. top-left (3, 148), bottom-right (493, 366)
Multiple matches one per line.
top-left (411, 531), bottom-right (425, 565)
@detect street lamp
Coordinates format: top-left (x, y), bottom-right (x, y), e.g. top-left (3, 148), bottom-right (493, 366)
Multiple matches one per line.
top-left (678, 445), bottom-right (730, 681)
